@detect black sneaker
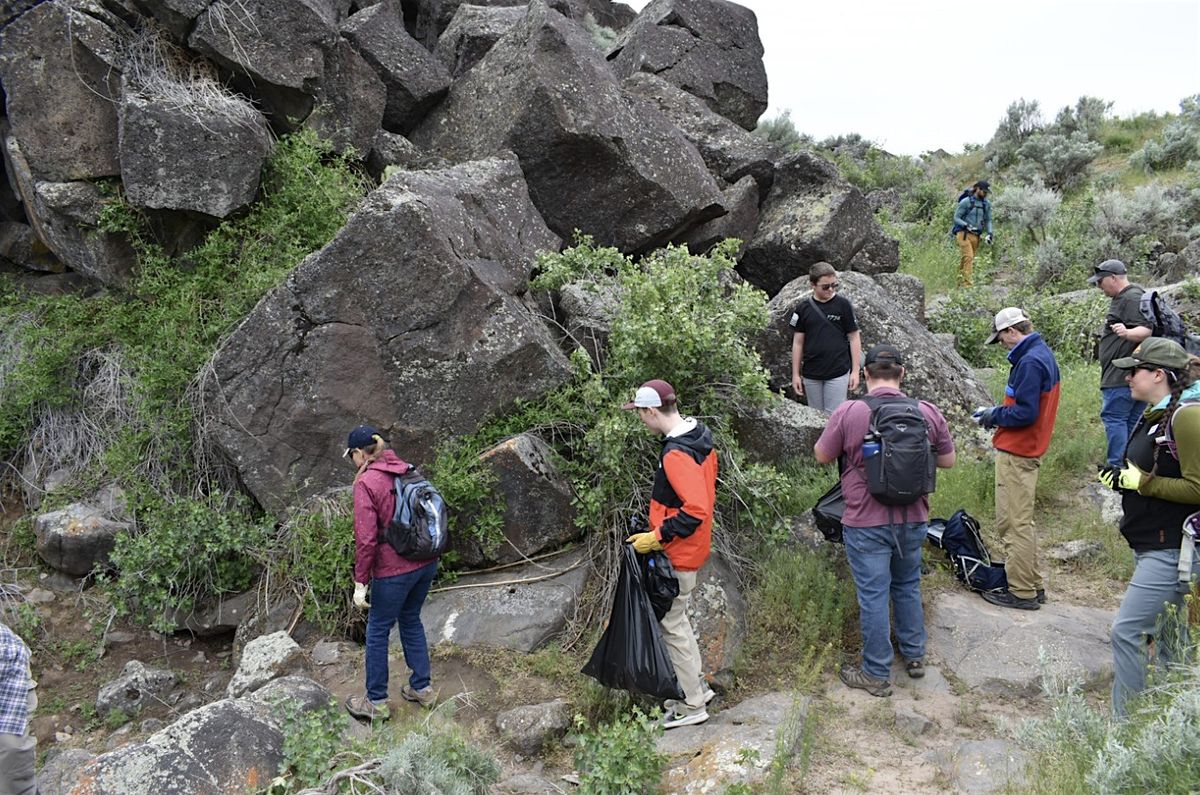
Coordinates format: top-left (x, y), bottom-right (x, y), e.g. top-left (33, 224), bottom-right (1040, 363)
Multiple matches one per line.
top-left (981, 590), bottom-right (1040, 611)
top-left (1036, 589), bottom-right (1046, 605)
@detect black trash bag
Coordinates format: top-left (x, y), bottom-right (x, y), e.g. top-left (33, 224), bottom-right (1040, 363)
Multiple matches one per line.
top-left (639, 550), bottom-right (679, 621)
top-left (812, 481), bottom-right (845, 544)
top-left (581, 544), bottom-right (685, 700)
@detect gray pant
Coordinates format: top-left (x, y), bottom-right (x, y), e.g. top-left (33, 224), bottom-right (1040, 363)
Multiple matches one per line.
top-left (803, 372), bottom-right (850, 413)
top-left (1111, 548), bottom-right (1200, 718)
top-left (0, 689), bottom-right (37, 795)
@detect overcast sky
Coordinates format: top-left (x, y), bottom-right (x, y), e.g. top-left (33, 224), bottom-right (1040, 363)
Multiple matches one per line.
top-left (623, 0), bottom-right (1200, 155)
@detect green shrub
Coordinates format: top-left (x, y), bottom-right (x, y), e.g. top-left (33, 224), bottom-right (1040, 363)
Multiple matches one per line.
top-left (835, 148), bottom-right (927, 194)
top-left (272, 701), bottom-right (350, 792)
top-left (1017, 131), bottom-right (1104, 192)
top-left (900, 179), bottom-right (947, 224)
top-left (265, 498), bottom-right (357, 635)
top-left (753, 110), bottom-right (811, 152)
top-left (574, 707), bottom-right (666, 795)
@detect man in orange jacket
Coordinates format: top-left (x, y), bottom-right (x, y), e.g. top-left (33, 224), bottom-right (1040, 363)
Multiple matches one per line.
top-left (624, 379), bottom-right (718, 729)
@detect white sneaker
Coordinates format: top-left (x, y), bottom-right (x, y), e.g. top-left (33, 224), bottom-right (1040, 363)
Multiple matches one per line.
top-left (662, 706), bottom-right (709, 729)
top-left (664, 686), bottom-right (715, 714)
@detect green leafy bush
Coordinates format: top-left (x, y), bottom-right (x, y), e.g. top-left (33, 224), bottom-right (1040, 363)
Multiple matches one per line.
top-left (574, 707), bottom-right (666, 795)
top-left (264, 498), bottom-right (357, 635)
top-left (272, 701), bottom-right (351, 793)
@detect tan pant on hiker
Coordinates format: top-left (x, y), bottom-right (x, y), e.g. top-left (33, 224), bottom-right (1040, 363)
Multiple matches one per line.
top-left (956, 230), bottom-right (981, 287)
top-left (660, 569), bottom-right (706, 710)
top-left (994, 450), bottom-right (1044, 599)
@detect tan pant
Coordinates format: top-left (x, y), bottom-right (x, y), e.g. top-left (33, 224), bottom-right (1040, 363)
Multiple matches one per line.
top-left (994, 451), bottom-right (1044, 598)
top-left (956, 231), bottom-right (981, 286)
top-left (0, 689), bottom-right (38, 795)
top-left (659, 569), bottom-right (705, 709)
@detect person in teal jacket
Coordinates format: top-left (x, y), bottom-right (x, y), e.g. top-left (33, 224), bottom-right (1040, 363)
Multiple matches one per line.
top-left (951, 180), bottom-right (993, 287)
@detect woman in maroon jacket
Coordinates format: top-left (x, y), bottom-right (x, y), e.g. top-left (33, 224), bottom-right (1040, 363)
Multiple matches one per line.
top-left (343, 425), bottom-right (438, 721)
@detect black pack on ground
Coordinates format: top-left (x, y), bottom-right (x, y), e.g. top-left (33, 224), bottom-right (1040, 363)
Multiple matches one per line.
top-left (926, 509), bottom-right (1008, 593)
top-left (582, 544), bottom-right (685, 701)
top-left (861, 395), bottom-right (936, 506)
top-left (382, 467), bottom-right (450, 560)
top-left (812, 481), bottom-right (845, 543)
top-left (639, 550), bottom-right (679, 621)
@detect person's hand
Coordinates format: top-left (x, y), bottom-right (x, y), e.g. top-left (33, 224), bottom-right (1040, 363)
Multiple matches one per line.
top-left (1110, 322), bottom-right (1127, 338)
top-left (792, 374), bottom-right (804, 396)
top-left (971, 406), bottom-right (995, 428)
top-left (353, 582), bottom-right (370, 610)
top-left (985, 233), bottom-right (993, 245)
top-left (848, 369), bottom-right (860, 392)
top-left (1098, 462), bottom-right (1145, 492)
top-left (626, 531), bottom-right (663, 554)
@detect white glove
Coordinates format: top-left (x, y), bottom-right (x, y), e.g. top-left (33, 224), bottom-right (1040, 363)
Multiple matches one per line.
top-left (353, 582), bottom-right (370, 610)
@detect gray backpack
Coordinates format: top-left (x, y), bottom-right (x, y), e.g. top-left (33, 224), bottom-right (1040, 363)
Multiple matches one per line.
top-left (861, 395), bottom-right (937, 506)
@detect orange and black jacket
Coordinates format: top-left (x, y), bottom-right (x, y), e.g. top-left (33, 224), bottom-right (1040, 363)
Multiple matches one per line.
top-left (649, 421), bottom-right (718, 572)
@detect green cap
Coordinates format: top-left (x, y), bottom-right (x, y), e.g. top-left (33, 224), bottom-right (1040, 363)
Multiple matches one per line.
top-left (1111, 337), bottom-right (1192, 371)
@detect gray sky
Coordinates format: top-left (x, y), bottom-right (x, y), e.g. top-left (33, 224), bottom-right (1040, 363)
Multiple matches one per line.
top-left (624, 0), bottom-right (1200, 155)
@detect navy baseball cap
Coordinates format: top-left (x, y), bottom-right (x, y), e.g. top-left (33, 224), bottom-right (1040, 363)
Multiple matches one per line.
top-left (344, 425), bottom-right (384, 457)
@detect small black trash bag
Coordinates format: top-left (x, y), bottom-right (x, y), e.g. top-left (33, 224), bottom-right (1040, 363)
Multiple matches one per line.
top-left (639, 550), bottom-right (679, 621)
top-left (582, 544), bottom-right (685, 700)
top-left (812, 481), bottom-right (845, 544)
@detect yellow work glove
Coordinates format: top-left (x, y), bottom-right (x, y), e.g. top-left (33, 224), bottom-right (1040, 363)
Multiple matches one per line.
top-left (353, 582), bottom-right (370, 610)
top-left (626, 531), bottom-right (664, 554)
top-left (1098, 462), bottom-right (1146, 492)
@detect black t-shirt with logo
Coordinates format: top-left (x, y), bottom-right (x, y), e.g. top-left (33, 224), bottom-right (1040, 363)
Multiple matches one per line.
top-left (789, 294), bottom-right (859, 381)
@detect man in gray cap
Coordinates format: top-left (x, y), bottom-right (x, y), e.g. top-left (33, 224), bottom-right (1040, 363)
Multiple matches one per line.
top-left (1090, 259), bottom-right (1150, 468)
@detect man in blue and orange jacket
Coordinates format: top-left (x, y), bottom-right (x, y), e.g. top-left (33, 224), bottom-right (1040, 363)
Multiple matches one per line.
top-left (623, 379), bottom-right (718, 729)
top-left (973, 307), bottom-right (1061, 610)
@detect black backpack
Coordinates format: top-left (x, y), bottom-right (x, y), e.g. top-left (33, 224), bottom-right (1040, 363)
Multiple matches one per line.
top-left (861, 395), bottom-right (937, 506)
top-left (1139, 290), bottom-right (1200, 355)
top-left (382, 467), bottom-right (450, 560)
top-left (926, 510), bottom-right (1007, 593)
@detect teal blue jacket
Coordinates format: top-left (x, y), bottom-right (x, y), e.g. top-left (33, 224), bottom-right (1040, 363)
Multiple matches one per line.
top-left (952, 196), bottom-right (992, 235)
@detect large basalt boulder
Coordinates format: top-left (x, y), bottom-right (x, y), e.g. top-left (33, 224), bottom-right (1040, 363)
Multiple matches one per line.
top-left (452, 433), bottom-right (580, 567)
top-left (128, 0), bottom-right (209, 41)
top-left (206, 155), bottom-right (571, 512)
top-left (304, 37), bottom-right (388, 156)
top-left (553, 278), bottom-right (621, 367)
top-left (608, 0), bottom-right (767, 131)
top-left (189, 0), bottom-right (339, 123)
top-left (680, 174), bottom-right (758, 257)
top-left (96, 661), bottom-right (179, 718)
top-left (364, 130), bottom-right (446, 181)
top-left (621, 72), bottom-right (776, 194)
top-left (411, 0), bottom-right (725, 254)
top-left (0, 222), bottom-right (62, 273)
top-left (732, 397), bottom-right (828, 463)
top-left (69, 677), bottom-right (334, 795)
top-left (435, 4), bottom-right (526, 77)
top-left (33, 503), bottom-right (132, 577)
top-left (117, 80), bottom-right (274, 218)
top-left (341, 2), bottom-right (452, 134)
top-left (420, 547), bottom-right (589, 652)
top-left (759, 271), bottom-right (991, 421)
top-left (739, 151), bottom-right (898, 296)
top-left (873, 272), bottom-right (926, 325)
top-left (405, 0), bottom-right (629, 48)
top-left (0, 0), bottom-right (124, 181)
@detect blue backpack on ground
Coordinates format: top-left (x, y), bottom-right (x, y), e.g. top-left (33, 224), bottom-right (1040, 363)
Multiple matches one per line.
top-left (926, 510), bottom-right (1007, 593)
top-left (383, 467), bottom-right (449, 560)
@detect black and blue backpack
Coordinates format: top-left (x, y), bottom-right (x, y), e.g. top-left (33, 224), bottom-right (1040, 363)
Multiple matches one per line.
top-left (926, 510), bottom-right (1007, 593)
top-left (382, 467), bottom-right (450, 560)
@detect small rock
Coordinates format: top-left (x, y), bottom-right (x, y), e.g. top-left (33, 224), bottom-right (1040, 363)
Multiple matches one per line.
top-left (226, 631), bottom-right (304, 697)
top-left (96, 661), bottom-right (179, 718)
top-left (893, 706), bottom-right (934, 736)
top-left (311, 640), bottom-right (341, 666)
top-left (139, 718), bottom-right (164, 734)
top-left (38, 571), bottom-right (82, 593)
top-left (495, 699), bottom-right (573, 756)
top-left (104, 631), bottom-right (136, 645)
top-left (54, 731), bottom-right (72, 743)
top-left (190, 652), bottom-right (207, 664)
top-left (25, 588), bottom-right (56, 604)
top-left (1046, 539), bottom-right (1103, 563)
top-left (933, 739), bottom-right (1029, 795)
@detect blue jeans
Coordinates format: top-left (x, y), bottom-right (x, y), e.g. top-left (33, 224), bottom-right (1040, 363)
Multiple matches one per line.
top-left (1100, 386), bottom-right (1145, 467)
top-left (1111, 547), bottom-right (1200, 718)
top-left (843, 522), bottom-right (928, 680)
top-left (365, 562), bottom-right (438, 702)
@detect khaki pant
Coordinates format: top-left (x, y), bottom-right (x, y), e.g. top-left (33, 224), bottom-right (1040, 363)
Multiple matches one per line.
top-left (994, 451), bottom-right (1044, 598)
top-left (956, 231), bottom-right (981, 287)
top-left (659, 569), bottom-right (706, 709)
top-left (0, 689), bottom-right (38, 795)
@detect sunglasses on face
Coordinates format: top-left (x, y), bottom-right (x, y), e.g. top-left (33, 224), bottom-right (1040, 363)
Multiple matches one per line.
top-left (817, 282), bottom-right (839, 291)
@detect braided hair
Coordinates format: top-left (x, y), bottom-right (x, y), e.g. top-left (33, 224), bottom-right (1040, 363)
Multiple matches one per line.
top-left (1149, 354), bottom-right (1200, 479)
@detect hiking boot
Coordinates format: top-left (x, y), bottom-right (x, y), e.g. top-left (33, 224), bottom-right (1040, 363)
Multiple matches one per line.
top-left (981, 589), bottom-right (1040, 611)
top-left (905, 659), bottom-right (926, 679)
top-left (401, 684), bottom-right (436, 708)
top-left (839, 665), bottom-right (892, 697)
top-left (664, 686), bottom-right (716, 714)
top-left (1036, 589), bottom-right (1046, 605)
top-left (344, 694), bottom-right (390, 722)
top-left (661, 706), bottom-right (709, 729)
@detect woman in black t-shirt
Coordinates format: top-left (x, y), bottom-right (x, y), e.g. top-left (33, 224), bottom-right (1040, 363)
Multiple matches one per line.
top-left (789, 263), bottom-right (862, 412)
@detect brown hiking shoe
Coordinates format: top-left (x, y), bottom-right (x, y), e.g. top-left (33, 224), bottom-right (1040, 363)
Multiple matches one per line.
top-left (344, 694), bottom-right (390, 721)
top-left (401, 684), bottom-right (436, 708)
top-left (839, 665), bottom-right (892, 697)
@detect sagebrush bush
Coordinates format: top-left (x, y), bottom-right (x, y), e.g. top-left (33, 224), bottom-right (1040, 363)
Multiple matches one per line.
top-left (1017, 131), bottom-right (1104, 192)
top-left (1092, 183), bottom-right (1183, 244)
top-left (995, 184), bottom-right (1061, 244)
top-left (1129, 119), bottom-right (1199, 173)
top-left (375, 721), bottom-right (500, 795)
top-left (753, 110), bottom-right (810, 151)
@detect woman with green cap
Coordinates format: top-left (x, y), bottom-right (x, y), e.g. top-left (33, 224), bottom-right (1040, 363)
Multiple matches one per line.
top-left (1099, 337), bottom-right (1200, 717)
